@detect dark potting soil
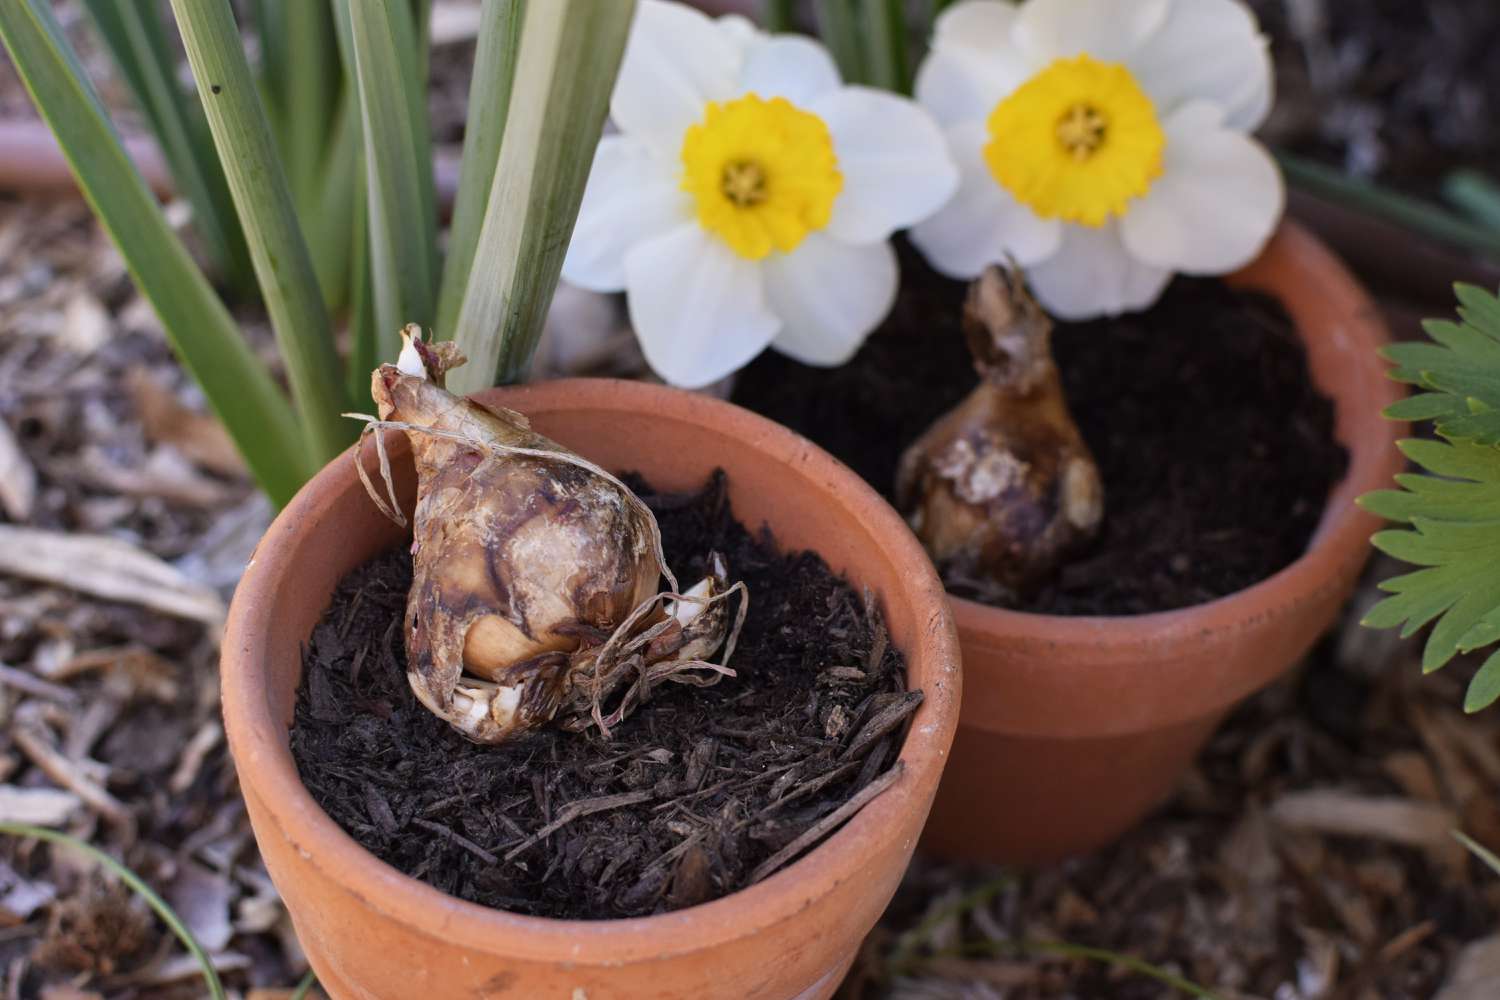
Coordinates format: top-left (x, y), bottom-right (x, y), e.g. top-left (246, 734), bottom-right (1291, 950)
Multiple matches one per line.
top-left (289, 472), bottom-right (916, 920)
top-left (731, 252), bottom-right (1348, 616)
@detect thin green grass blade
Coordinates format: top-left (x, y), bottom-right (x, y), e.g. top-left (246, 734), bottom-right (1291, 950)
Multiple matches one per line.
top-left (342, 0), bottom-right (438, 363)
top-left (1444, 170), bottom-right (1500, 231)
top-left (1454, 830), bottom-right (1500, 876)
top-left (435, 0), bottom-right (525, 337)
top-left (82, 0), bottom-right (252, 290)
top-left (0, 0), bottom-right (306, 505)
top-left (1278, 153), bottom-right (1500, 261)
top-left (169, 0), bottom-right (352, 464)
top-left (0, 823), bottom-right (227, 1000)
top-left (448, 0), bottom-right (635, 392)
top-left (290, 968), bottom-right (319, 1000)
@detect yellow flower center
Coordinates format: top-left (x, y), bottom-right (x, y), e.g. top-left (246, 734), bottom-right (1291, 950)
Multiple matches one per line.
top-left (984, 54), bottom-right (1166, 227)
top-left (681, 94), bottom-right (842, 260)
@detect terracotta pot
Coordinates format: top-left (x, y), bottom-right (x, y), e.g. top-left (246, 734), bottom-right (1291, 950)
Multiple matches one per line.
top-left (920, 222), bottom-right (1407, 865)
top-left (222, 379), bottom-right (960, 1000)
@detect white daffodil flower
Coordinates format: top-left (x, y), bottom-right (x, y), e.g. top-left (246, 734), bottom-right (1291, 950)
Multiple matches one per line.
top-left (910, 0), bottom-right (1284, 320)
top-left (561, 0), bottom-right (958, 389)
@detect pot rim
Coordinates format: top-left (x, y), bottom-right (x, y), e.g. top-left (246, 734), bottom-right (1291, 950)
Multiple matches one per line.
top-left (222, 379), bottom-right (960, 966)
top-left (950, 221), bottom-right (1404, 649)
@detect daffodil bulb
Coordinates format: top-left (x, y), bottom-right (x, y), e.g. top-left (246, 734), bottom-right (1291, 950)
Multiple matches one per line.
top-left (910, 0), bottom-right (1284, 320)
top-left (561, 0), bottom-right (959, 389)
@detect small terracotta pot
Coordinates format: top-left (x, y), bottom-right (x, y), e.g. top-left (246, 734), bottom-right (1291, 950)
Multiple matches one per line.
top-left (920, 222), bottom-right (1407, 865)
top-left (222, 380), bottom-right (960, 999)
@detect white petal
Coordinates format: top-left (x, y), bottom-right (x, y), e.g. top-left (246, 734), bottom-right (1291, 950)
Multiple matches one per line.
top-left (932, 0), bottom-right (1024, 61)
top-left (1119, 101), bottom-right (1284, 274)
top-left (716, 13), bottom-right (759, 49)
top-left (908, 121), bottom-right (1062, 278)
top-left (811, 87), bottom-right (958, 245)
top-left (1012, 0), bottom-right (1170, 64)
top-left (612, 0), bottom-right (740, 156)
top-left (1130, 0), bottom-right (1273, 129)
top-left (915, 1), bottom-right (1034, 126)
top-left (562, 137), bottom-right (691, 292)
top-left (737, 35), bottom-right (842, 105)
top-left (623, 225), bottom-right (779, 388)
top-left (764, 234), bottom-right (897, 366)
top-left (1025, 224), bottom-right (1172, 320)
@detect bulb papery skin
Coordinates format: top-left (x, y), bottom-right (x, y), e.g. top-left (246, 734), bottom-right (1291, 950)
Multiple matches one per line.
top-left (896, 267), bottom-right (1103, 603)
top-left (368, 362), bottom-right (738, 743)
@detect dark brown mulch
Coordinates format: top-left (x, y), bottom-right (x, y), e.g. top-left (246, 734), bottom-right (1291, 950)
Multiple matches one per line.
top-left (732, 250), bottom-right (1347, 616)
top-left (289, 471), bottom-right (915, 920)
top-left (1250, 0), bottom-right (1500, 193)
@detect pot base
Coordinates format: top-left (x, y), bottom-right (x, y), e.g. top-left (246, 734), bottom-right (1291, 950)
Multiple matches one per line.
top-left (921, 710), bottom-right (1225, 864)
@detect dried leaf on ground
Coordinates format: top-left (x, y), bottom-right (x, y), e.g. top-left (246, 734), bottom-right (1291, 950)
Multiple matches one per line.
top-left (0, 526), bottom-right (225, 625)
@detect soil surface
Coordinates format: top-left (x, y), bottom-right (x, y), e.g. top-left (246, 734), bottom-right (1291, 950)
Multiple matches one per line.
top-left (733, 252), bottom-right (1347, 615)
top-left (1249, 0), bottom-right (1500, 192)
top-left (289, 472), bottom-right (915, 920)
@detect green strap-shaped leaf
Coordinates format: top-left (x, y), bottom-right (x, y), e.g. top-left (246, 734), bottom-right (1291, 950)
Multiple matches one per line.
top-left (435, 0), bottom-right (525, 338)
top-left (0, 0), bottom-right (307, 505)
top-left (82, 0), bottom-right (252, 291)
top-left (169, 0), bottom-right (352, 465)
top-left (448, 0), bottom-right (636, 392)
top-left (341, 0), bottom-right (439, 364)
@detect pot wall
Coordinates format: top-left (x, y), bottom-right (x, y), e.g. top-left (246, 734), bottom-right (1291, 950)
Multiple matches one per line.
top-left (223, 381), bottom-right (960, 999)
top-left (922, 222), bottom-right (1407, 864)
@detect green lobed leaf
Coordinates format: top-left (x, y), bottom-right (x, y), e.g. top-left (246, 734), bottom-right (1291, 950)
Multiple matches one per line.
top-left (1361, 431), bottom-right (1500, 684)
top-left (1466, 651), bottom-right (1500, 712)
top-left (0, 0), bottom-right (307, 505)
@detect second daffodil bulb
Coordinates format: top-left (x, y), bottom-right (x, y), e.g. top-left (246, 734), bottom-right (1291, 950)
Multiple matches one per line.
top-left (910, 0), bottom-right (1284, 320)
top-left (561, 0), bottom-right (958, 389)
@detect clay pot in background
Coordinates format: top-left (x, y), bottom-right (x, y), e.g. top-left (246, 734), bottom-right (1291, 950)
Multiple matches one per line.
top-left (221, 380), bottom-right (960, 1000)
top-left (920, 223), bottom-right (1406, 865)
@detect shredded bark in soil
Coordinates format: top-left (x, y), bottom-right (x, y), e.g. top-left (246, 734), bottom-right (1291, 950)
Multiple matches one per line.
top-left (733, 250), bottom-right (1347, 615)
top-left (289, 471), bottom-right (915, 920)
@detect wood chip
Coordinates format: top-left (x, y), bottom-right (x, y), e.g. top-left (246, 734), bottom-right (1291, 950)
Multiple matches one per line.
top-left (126, 368), bottom-right (246, 478)
top-left (0, 785), bottom-right (81, 827)
top-left (168, 721), bottom-right (223, 795)
top-left (0, 526), bottom-right (225, 625)
top-left (0, 419), bottom-right (35, 521)
top-left (11, 705), bottom-right (133, 837)
top-left (0, 662), bottom-right (76, 704)
top-left (1434, 933), bottom-right (1500, 1000)
top-left (502, 791), bottom-right (655, 862)
top-left (748, 761), bottom-right (905, 885)
top-left (1268, 789), bottom-right (1466, 869)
